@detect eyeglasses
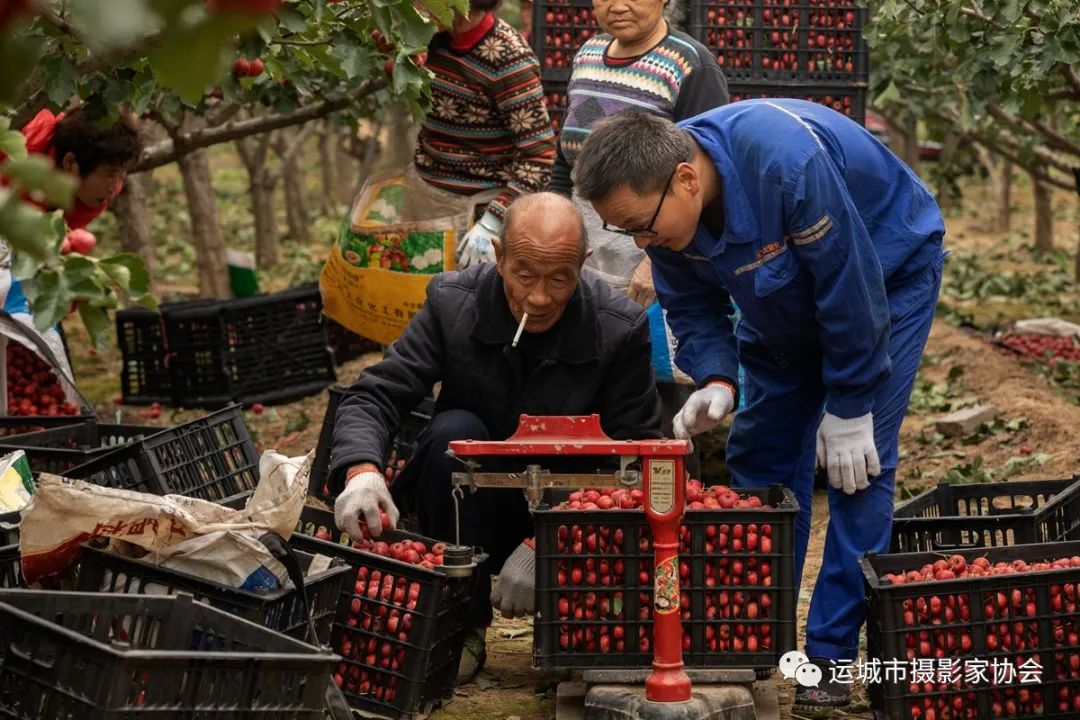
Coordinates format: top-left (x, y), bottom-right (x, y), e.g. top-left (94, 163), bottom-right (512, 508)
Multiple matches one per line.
top-left (602, 166), bottom-right (677, 238)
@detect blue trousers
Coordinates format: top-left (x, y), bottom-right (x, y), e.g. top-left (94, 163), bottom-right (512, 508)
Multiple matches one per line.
top-left (725, 250), bottom-right (944, 661)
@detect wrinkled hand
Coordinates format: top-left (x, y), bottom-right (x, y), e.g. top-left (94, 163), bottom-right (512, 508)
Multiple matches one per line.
top-left (335, 467), bottom-right (399, 539)
top-left (457, 210), bottom-right (501, 268)
top-left (672, 381), bottom-right (735, 440)
top-left (491, 540), bottom-right (535, 619)
top-left (815, 412), bottom-right (881, 495)
top-left (628, 256), bottom-right (656, 307)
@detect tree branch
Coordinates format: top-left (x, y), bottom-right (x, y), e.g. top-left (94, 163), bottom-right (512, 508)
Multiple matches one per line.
top-left (273, 39), bottom-right (332, 47)
top-left (1046, 88), bottom-right (1080, 102)
top-left (132, 77), bottom-right (388, 172)
top-left (987, 103), bottom-right (1080, 159)
top-left (1062, 65), bottom-right (1080, 96)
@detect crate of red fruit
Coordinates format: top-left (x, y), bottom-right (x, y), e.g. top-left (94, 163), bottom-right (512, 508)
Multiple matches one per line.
top-left (691, 0), bottom-right (868, 84)
top-left (73, 543), bottom-right (349, 644)
top-left (287, 505), bottom-right (485, 720)
top-left (64, 405), bottom-right (260, 500)
top-left (543, 80), bottom-right (570, 134)
top-left (861, 542), bottom-right (1080, 720)
top-left (0, 420), bottom-right (156, 476)
top-left (892, 478), bottom-right (1080, 553)
top-left (533, 481), bottom-right (797, 671)
top-left (0, 590), bottom-right (338, 718)
top-left (533, 0), bottom-right (599, 84)
top-left (728, 82), bottom-right (865, 123)
top-left (992, 332), bottom-right (1080, 365)
top-left (3, 339), bottom-right (88, 421)
top-left (162, 284), bottom-right (335, 409)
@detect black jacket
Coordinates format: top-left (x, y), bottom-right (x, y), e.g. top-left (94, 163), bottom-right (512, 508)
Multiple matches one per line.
top-left (328, 264), bottom-right (662, 494)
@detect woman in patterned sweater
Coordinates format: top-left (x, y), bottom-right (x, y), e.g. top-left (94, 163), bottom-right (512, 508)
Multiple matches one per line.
top-left (416, 0), bottom-right (556, 267)
top-left (547, 0), bottom-right (729, 467)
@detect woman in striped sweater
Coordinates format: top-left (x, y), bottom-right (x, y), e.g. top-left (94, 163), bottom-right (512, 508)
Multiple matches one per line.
top-left (548, 0), bottom-right (729, 467)
top-left (415, 0), bottom-right (556, 267)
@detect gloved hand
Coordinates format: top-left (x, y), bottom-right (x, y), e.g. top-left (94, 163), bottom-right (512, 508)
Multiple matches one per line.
top-left (334, 468), bottom-right (399, 539)
top-left (815, 412), bottom-right (881, 495)
top-left (672, 381), bottom-right (735, 439)
top-left (457, 210), bottom-right (501, 268)
top-left (491, 540), bottom-right (535, 619)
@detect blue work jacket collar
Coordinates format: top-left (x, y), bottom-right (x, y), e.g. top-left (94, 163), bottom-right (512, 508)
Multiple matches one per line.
top-left (684, 125), bottom-right (760, 254)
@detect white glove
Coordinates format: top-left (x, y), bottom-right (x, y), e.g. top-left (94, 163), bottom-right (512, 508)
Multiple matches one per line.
top-left (456, 210), bottom-right (501, 268)
top-left (815, 412), bottom-right (881, 495)
top-left (491, 541), bottom-right (535, 619)
top-left (672, 381), bottom-right (735, 439)
top-left (334, 469), bottom-right (399, 539)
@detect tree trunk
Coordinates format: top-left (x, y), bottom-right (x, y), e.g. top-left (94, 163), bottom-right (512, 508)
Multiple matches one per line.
top-left (995, 159), bottom-right (1013, 233)
top-left (335, 125), bottom-right (358, 207)
top-left (252, 180), bottom-right (278, 267)
top-left (111, 170), bottom-right (155, 278)
top-left (1033, 176), bottom-right (1054, 254)
top-left (282, 152), bottom-right (309, 241)
top-left (935, 132), bottom-right (961, 210)
top-left (319, 120), bottom-right (338, 217)
top-left (886, 114), bottom-right (921, 175)
top-left (176, 149), bottom-right (230, 297)
top-left (385, 105), bottom-right (416, 170)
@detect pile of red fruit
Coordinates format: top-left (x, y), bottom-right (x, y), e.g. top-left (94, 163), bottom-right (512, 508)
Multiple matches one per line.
top-left (538, 5), bottom-right (597, 72)
top-left (701, 1), bottom-right (860, 75)
top-left (730, 90), bottom-right (856, 118)
top-left (544, 89), bottom-right (568, 132)
top-left (5, 342), bottom-right (80, 417)
top-left (548, 482), bottom-right (782, 658)
top-left (879, 554), bottom-right (1080, 719)
top-left (994, 333), bottom-right (1080, 365)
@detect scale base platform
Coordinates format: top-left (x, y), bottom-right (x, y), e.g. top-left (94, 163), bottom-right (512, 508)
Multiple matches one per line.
top-left (557, 671), bottom-right (780, 720)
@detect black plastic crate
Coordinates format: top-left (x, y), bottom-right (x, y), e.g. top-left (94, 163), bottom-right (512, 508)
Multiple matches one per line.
top-left (65, 405), bottom-right (260, 500)
top-left (73, 543), bottom-right (349, 644)
top-left (532, 0), bottom-right (599, 84)
top-left (728, 81), bottom-right (865, 124)
top-left (690, 0), bottom-right (868, 84)
top-left (324, 315), bottom-right (382, 365)
top-left (0, 545), bottom-right (20, 588)
top-left (0, 590), bottom-right (337, 718)
top-left (0, 414), bottom-right (96, 437)
top-left (283, 504), bottom-right (483, 720)
top-left (892, 478), bottom-right (1080, 553)
top-left (164, 285), bottom-right (336, 409)
top-left (0, 421), bottom-right (156, 476)
top-left (116, 306), bottom-right (172, 405)
top-left (861, 541), bottom-right (1080, 720)
top-left (542, 79), bottom-right (569, 134)
top-left (309, 386), bottom-right (435, 499)
top-left (533, 484), bottom-right (797, 670)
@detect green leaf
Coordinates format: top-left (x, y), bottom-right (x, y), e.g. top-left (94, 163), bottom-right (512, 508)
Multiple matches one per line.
top-left (1, 156), bottom-right (77, 209)
top-left (0, 129), bottom-right (27, 159)
top-left (78, 302), bottom-right (111, 349)
top-left (331, 42), bottom-right (371, 80)
top-left (0, 34), bottom-right (43, 106)
top-left (61, 255), bottom-right (100, 287)
top-left (278, 7), bottom-right (310, 34)
top-left (150, 15), bottom-right (259, 103)
top-left (28, 271), bottom-right (69, 331)
top-left (100, 253), bottom-right (152, 300)
top-left (284, 410), bottom-right (311, 434)
top-left (40, 55), bottom-right (80, 109)
top-left (0, 196), bottom-right (54, 261)
top-left (10, 252), bottom-right (37, 283)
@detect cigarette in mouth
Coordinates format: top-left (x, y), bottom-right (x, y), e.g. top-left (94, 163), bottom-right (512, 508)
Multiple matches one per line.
top-left (512, 313), bottom-right (529, 348)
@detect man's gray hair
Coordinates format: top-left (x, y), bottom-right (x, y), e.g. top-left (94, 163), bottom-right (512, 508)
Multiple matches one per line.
top-left (573, 111), bottom-right (695, 202)
top-left (500, 192), bottom-right (589, 262)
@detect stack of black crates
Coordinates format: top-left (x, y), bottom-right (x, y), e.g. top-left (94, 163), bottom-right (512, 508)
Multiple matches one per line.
top-left (532, 0), bottom-right (868, 127)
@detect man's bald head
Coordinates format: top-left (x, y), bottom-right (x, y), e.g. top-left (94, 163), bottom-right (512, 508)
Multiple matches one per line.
top-left (498, 192), bottom-right (588, 264)
top-left (493, 193), bottom-right (590, 335)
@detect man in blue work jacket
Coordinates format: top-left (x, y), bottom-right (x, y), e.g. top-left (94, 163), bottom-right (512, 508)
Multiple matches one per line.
top-left (573, 101), bottom-right (946, 712)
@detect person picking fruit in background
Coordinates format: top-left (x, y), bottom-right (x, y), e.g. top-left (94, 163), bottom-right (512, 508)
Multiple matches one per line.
top-left (573, 103), bottom-right (946, 713)
top-left (0, 105), bottom-right (141, 385)
top-left (546, 0), bottom-right (729, 478)
top-left (329, 193), bottom-right (661, 685)
top-left (410, 0), bottom-right (555, 268)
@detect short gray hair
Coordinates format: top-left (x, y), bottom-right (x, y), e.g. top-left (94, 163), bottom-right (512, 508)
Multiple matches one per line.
top-left (500, 192), bottom-right (589, 262)
top-left (573, 111), bottom-right (695, 202)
